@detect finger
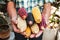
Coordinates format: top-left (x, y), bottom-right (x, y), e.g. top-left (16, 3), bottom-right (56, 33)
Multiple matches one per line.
top-left (41, 26), bottom-right (45, 30)
top-left (30, 34), bottom-right (36, 38)
top-left (11, 22), bottom-right (20, 33)
top-left (11, 17), bottom-right (17, 24)
top-left (20, 32), bottom-right (26, 35)
top-left (35, 30), bottom-right (43, 38)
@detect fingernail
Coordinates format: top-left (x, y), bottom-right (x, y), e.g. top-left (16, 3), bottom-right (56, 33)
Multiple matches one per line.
top-left (16, 21), bottom-right (17, 24)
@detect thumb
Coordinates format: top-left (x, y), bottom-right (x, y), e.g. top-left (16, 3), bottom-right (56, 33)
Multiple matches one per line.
top-left (30, 34), bottom-right (36, 38)
top-left (35, 30), bottom-right (43, 38)
top-left (11, 17), bottom-right (17, 24)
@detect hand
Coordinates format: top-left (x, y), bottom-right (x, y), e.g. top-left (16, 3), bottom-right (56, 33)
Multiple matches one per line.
top-left (35, 30), bottom-right (43, 38)
top-left (30, 30), bottom-right (43, 38)
top-left (7, 1), bottom-right (26, 35)
top-left (11, 17), bottom-right (20, 33)
top-left (11, 16), bottom-right (26, 36)
top-left (42, 3), bottom-right (51, 24)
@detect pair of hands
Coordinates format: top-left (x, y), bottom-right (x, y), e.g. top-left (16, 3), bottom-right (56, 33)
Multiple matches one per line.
top-left (11, 3), bottom-right (51, 38)
top-left (8, 2), bottom-right (51, 38)
top-left (7, 1), bottom-right (43, 38)
top-left (11, 16), bottom-right (43, 38)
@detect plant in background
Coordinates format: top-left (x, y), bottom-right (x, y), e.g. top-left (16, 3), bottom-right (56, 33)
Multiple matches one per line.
top-left (0, 14), bottom-right (10, 40)
top-left (49, 5), bottom-right (60, 28)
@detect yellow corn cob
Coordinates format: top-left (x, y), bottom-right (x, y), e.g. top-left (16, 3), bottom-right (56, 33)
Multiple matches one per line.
top-left (32, 6), bottom-right (42, 23)
top-left (25, 26), bottom-right (31, 38)
top-left (31, 23), bottom-right (39, 34)
top-left (17, 15), bottom-right (27, 32)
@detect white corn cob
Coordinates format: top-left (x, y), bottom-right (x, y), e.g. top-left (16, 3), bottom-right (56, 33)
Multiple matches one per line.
top-left (17, 16), bottom-right (27, 32)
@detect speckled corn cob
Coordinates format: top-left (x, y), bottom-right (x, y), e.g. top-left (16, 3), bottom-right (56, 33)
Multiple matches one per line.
top-left (18, 8), bottom-right (27, 19)
top-left (31, 23), bottom-right (39, 34)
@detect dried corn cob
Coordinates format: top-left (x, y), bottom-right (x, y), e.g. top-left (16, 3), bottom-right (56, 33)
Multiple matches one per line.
top-left (31, 23), bottom-right (39, 34)
top-left (26, 13), bottom-right (34, 26)
top-left (18, 8), bottom-right (27, 20)
top-left (32, 6), bottom-right (42, 23)
top-left (24, 26), bottom-right (31, 38)
top-left (17, 16), bottom-right (27, 32)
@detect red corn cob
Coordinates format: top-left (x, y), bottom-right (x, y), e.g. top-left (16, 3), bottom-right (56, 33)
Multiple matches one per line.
top-left (18, 8), bottom-right (27, 19)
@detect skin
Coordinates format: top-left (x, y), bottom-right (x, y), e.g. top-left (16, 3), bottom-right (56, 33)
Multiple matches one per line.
top-left (30, 3), bottom-right (51, 38)
top-left (7, 1), bottom-right (20, 33)
top-left (42, 3), bottom-right (51, 25)
top-left (7, 1), bottom-right (28, 37)
top-left (7, 1), bottom-right (51, 38)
